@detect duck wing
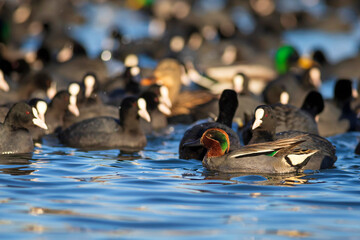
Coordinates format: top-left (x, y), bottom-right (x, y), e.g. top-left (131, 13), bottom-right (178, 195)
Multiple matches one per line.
top-left (229, 134), bottom-right (309, 158)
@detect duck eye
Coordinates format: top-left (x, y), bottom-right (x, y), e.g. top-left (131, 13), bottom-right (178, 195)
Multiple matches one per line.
top-left (265, 114), bottom-right (268, 117)
top-left (26, 111), bottom-right (30, 115)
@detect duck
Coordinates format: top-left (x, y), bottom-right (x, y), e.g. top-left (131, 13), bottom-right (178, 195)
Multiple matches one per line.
top-left (249, 105), bottom-right (336, 168)
top-left (313, 48), bottom-right (360, 81)
top-left (263, 65), bottom-right (322, 108)
top-left (77, 72), bottom-right (102, 106)
top-left (242, 91), bottom-right (324, 144)
top-left (200, 105), bottom-right (336, 173)
top-left (59, 96), bottom-right (151, 152)
top-left (149, 58), bottom-right (217, 124)
top-left (201, 128), bottom-right (317, 173)
top-left (104, 66), bottom-right (142, 107)
top-left (178, 89), bottom-right (241, 160)
top-left (190, 72), bottom-right (264, 127)
top-left (317, 79), bottom-right (360, 137)
top-left (62, 74), bottom-right (119, 129)
top-left (0, 70), bottom-right (57, 105)
top-left (27, 98), bottom-right (48, 141)
top-left (0, 69), bottom-right (10, 93)
top-left (139, 90), bottom-right (171, 134)
top-left (42, 43), bottom-right (108, 89)
top-left (28, 90), bottom-right (80, 140)
top-left (267, 91), bottom-right (324, 134)
top-left (0, 102), bottom-right (48, 154)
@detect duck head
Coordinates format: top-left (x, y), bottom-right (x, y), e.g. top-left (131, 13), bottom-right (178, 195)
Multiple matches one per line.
top-left (301, 91), bottom-right (324, 119)
top-left (216, 89), bottom-right (238, 128)
top-left (252, 105), bottom-right (276, 130)
top-left (0, 70), bottom-right (10, 92)
top-left (250, 105), bottom-right (276, 144)
top-left (264, 84), bottom-right (289, 105)
top-left (49, 90), bottom-right (79, 118)
top-left (28, 98), bottom-right (48, 124)
top-left (82, 72), bottom-right (99, 99)
top-left (200, 128), bottom-right (230, 158)
top-left (35, 100), bottom-right (47, 123)
top-left (120, 97), bottom-right (151, 127)
top-left (153, 58), bottom-right (182, 104)
top-left (233, 72), bottom-right (249, 95)
top-left (4, 102), bottom-right (48, 130)
top-left (302, 66), bottom-right (322, 89)
top-left (140, 91), bottom-right (171, 116)
top-left (275, 45), bottom-right (299, 74)
top-left (334, 78), bottom-right (353, 104)
top-left (137, 98), bottom-right (151, 122)
top-left (275, 45), bottom-right (315, 74)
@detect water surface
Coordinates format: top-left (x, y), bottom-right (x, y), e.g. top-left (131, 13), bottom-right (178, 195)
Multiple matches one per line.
top-left (0, 125), bottom-right (360, 239)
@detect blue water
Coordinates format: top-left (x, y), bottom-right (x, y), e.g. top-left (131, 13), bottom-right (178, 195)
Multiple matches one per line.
top-left (5, 2), bottom-right (360, 239)
top-left (0, 126), bottom-right (360, 239)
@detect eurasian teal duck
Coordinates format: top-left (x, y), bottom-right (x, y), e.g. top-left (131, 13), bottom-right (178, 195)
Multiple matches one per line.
top-left (201, 128), bottom-right (318, 173)
top-left (179, 89), bottom-right (241, 160)
top-left (201, 105), bottom-right (336, 173)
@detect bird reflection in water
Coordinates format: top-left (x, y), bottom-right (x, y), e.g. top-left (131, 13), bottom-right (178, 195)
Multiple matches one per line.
top-left (0, 153), bottom-right (35, 176)
top-left (203, 171), bottom-right (312, 186)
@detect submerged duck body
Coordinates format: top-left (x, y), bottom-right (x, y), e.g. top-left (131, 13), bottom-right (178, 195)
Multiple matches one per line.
top-left (59, 97), bottom-right (151, 152)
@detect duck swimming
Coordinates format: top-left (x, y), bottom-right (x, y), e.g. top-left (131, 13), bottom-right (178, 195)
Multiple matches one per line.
top-left (59, 96), bottom-right (151, 152)
top-left (179, 89), bottom-right (241, 160)
top-left (241, 91), bottom-right (324, 144)
top-left (0, 102), bottom-right (48, 154)
top-left (200, 105), bottom-right (336, 173)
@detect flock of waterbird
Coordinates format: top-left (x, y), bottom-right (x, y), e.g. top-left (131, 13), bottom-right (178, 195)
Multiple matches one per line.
top-left (2, 0), bottom-right (360, 174)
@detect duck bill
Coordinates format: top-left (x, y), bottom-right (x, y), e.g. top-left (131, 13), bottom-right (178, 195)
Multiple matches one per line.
top-left (138, 108), bottom-right (151, 122)
top-left (183, 138), bottom-right (202, 147)
top-left (180, 64), bottom-right (191, 86)
top-left (140, 77), bottom-right (155, 86)
top-left (297, 57), bottom-right (314, 69)
top-left (33, 118), bottom-right (48, 130)
top-left (233, 75), bottom-right (244, 93)
top-left (47, 82), bottom-right (57, 99)
top-left (352, 88), bottom-right (358, 99)
top-left (39, 113), bottom-right (46, 123)
top-left (32, 107), bottom-right (48, 130)
top-left (0, 71), bottom-right (10, 92)
top-left (137, 98), bottom-right (151, 122)
top-left (85, 85), bottom-right (93, 98)
top-left (252, 119), bottom-right (262, 130)
top-left (280, 91), bottom-right (289, 104)
top-left (160, 96), bottom-right (172, 108)
top-left (158, 103), bottom-right (171, 116)
top-left (68, 95), bottom-right (80, 116)
top-left (160, 86), bottom-right (172, 108)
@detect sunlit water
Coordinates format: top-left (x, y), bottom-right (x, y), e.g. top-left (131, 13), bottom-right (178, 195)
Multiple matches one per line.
top-left (6, 2), bottom-right (360, 239)
top-left (0, 125), bottom-right (359, 239)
